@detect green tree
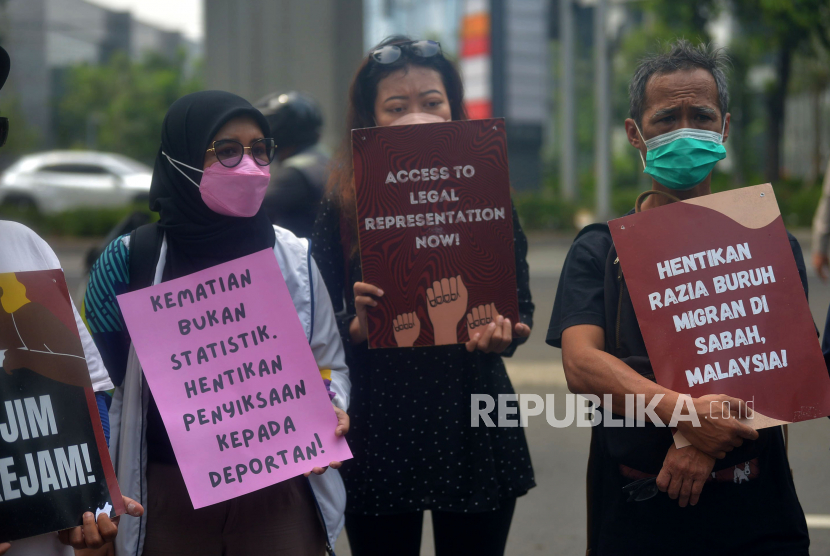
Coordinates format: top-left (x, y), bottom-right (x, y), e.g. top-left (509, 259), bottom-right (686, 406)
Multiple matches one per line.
top-left (648, 0), bottom-right (830, 182)
top-left (733, 0), bottom-right (830, 182)
top-left (0, 94), bottom-right (40, 156)
top-left (789, 40), bottom-right (830, 185)
top-left (56, 50), bottom-right (202, 165)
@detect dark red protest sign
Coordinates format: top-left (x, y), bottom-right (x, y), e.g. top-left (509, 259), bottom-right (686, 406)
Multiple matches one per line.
top-left (610, 184), bottom-right (830, 427)
top-left (0, 269), bottom-right (124, 542)
top-left (352, 119), bottom-right (519, 349)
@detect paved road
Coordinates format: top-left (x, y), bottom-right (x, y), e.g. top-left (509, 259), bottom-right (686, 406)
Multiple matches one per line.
top-left (53, 231), bottom-right (830, 555)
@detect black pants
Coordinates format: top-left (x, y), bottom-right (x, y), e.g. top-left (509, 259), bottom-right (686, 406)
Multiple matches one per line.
top-left (345, 498), bottom-right (517, 556)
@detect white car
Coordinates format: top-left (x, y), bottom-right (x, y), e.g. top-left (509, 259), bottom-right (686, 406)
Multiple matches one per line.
top-left (0, 151), bottom-right (153, 213)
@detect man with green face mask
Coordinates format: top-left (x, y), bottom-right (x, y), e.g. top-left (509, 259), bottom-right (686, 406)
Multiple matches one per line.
top-left (547, 40), bottom-right (811, 555)
top-left (626, 48), bottom-right (730, 203)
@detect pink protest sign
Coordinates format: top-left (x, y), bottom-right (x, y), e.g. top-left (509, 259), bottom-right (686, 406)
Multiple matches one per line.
top-left (117, 249), bottom-right (351, 508)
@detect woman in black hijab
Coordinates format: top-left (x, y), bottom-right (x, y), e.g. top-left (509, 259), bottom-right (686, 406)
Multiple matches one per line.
top-left (151, 89), bottom-right (277, 276)
top-left (84, 91), bottom-right (351, 555)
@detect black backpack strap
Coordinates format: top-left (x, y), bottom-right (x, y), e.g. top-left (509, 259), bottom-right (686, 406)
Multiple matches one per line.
top-left (602, 240), bottom-right (652, 377)
top-left (128, 222), bottom-right (164, 292)
top-left (575, 222), bottom-right (610, 242)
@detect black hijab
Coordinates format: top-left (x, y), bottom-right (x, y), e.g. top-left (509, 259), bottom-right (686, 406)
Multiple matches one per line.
top-left (149, 90), bottom-right (276, 279)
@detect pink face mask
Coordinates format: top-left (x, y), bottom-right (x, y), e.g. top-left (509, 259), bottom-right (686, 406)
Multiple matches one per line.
top-left (163, 152), bottom-right (270, 217)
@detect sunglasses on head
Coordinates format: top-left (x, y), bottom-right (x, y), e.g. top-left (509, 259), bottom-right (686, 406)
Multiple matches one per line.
top-left (206, 138), bottom-right (275, 168)
top-left (369, 40), bottom-right (442, 65)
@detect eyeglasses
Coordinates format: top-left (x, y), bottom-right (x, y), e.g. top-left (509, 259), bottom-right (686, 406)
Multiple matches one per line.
top-left (622, 477), bottom-right (659, 502)
top-left (369, 40), bottom-right (442, 65)
top-left (206, 138), bottom-right (275, 168)
top-left (0, 117), bottom-right (9, 148)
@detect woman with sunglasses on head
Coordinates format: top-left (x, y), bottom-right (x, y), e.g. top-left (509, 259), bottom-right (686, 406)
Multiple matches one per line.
top-left (311, 37), bottom-right (535, 556)
top-left (83, 91), bottom-right (351, 556)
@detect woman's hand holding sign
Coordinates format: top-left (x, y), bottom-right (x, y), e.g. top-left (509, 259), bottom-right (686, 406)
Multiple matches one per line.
top-left (304, 406), bottom-right (350, 477)
top-left (464, 304), bottom-right (531, 354)
top-left (467, 303), bottom-right (498, 336)
top-left (351, 282), bottom-right (384, 344)
top-left (466, 303), bottom-right (507, 353)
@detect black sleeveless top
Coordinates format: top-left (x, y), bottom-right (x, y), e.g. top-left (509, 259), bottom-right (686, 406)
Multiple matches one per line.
top-left (311, 196), bottom-right (536, 515)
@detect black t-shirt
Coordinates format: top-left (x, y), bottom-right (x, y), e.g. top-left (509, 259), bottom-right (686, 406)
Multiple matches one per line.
top-left (546, 219), bottom-right (811, 555)
top-left (546, 226), bottom-right (613, 347)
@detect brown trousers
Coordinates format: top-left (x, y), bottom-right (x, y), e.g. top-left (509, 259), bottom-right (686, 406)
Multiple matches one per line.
top-left (141, 463), bottom-right (326, 556)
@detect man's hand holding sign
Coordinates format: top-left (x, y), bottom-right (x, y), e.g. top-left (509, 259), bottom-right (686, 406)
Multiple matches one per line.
top-left (117, 249), bottom-right (351, 508)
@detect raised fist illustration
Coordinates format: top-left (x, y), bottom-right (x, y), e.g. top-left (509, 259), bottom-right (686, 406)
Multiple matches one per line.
top-left (466, 303), bottom-right (499, 340)
top-left (393, 312), bottom-right (421, 347)
top-left (426, 275), bottom-right (468, 345)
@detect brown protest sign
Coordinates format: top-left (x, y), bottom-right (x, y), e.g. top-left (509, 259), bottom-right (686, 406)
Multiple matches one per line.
top-left (610, 184), bottom-right (830, 427)
top-left (352, 119), bottom-right (519, 349)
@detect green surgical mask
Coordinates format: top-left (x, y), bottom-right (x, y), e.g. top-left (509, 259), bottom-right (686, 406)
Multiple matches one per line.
top-left (635, 123), bottom-right (726, 191)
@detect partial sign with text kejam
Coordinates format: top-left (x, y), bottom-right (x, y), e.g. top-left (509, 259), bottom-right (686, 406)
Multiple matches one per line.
top-left (0, 269), bottom-right (123, 542)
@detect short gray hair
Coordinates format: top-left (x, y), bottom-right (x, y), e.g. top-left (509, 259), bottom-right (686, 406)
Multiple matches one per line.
top-left (629, 40), bottom-right (730, 127)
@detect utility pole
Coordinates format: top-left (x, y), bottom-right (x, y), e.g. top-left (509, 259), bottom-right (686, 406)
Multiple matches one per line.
top-left (559, 0), bottom-right (576, 201)
top-left (594, 0), bottom-right (611, 221)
